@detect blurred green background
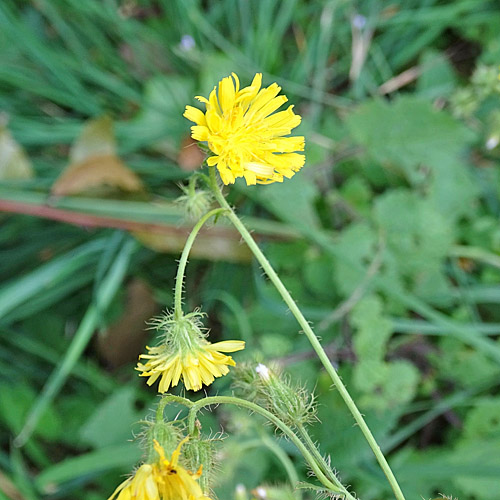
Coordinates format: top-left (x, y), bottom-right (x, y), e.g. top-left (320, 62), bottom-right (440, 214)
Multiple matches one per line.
top-left (1, 0), bottom-right (500, 499)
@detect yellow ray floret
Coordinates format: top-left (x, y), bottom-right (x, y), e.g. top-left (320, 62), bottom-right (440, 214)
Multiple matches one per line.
top-left (183, 73), bottom-right (305, 185)
top-left (136, 311), bottom-right (245, 393)
top-left (108, 439), bottom-right (211, 500)
top-left (137, 339), bottom-right (245, 393)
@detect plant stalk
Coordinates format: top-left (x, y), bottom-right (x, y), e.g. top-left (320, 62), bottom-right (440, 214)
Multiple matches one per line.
top-left (173, 207), bottom-right (227, 320)
top-left (207, 166), bottom-right (405, 500)
top-left (188, 395), bottom-right (354, 498)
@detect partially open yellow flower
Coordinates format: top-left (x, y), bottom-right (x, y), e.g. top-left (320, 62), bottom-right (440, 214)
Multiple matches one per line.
top-left (108, 439), bottom-right (211, 500)
top-left (184, 73), bottom-right (305, 185)
top-left (136, 310), bottom-right (245, 393)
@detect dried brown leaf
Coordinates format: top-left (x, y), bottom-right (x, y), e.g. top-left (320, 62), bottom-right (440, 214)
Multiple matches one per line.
top-left (0, 125), bottom-right (34, 180)
top-left (133, 229), bottom-right (252, 263)
top-left (51, 154), bottom-right (144, 196)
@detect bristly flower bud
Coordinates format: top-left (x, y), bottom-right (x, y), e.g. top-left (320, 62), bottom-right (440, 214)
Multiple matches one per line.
top-left (183, 434), bottom-right (219, 494)
top-left (140, 419), bottom-right (182, 463)
top-left (233, 362), bottom-right (317, 429)
top-left (176, 176), bottom-right (213, 221)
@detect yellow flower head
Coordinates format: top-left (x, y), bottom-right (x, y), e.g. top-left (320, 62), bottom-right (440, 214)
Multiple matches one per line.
top-left (184, 73), bottom-right (305, 185)
top-left (108, 438), bottom-right (211, 500)
top-left (136, 310), bottom-right (245, 393)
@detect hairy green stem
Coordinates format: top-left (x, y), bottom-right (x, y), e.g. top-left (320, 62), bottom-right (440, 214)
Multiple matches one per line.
top-left (188, 395), bottom-right (352, 497)
top-left (156, 395), bottom-right (193, 422)
top-left (173, 207), bottom-right (227, 320)
top-left (297, 424), bottom-right (341, 486)
top-left (207, 167), bottom-right (405, 500)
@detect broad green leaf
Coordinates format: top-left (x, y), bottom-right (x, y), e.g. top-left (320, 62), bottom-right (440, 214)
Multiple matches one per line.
top-left (432, 337), bottom-right (500, 388)
top-left (462, 397), bottom-right (500, 439)
top-left (345, 95), bottom-right (475, 185)
top-left (35, 443), bottom-right (142, 494)
top-left (417, 49), bottom-right (457, 100)
top-left (374, 189), bottom-right (454, 302)
top-left (79, 387), bottom-right (142, 449)
top-left (332, 222), bottom-right (377, 297)
top-left (350, 296), bottom-right (419, 410)
top-left (251, 173), bottom-right (320, 233)
top-left (451, 438), bottom-right (500, 498)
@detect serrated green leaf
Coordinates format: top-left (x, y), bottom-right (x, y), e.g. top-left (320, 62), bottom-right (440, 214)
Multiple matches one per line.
top-left (332, 222), bottom-right (377, 297)
top-left (351, 295), bottom-right (392, 362)
top-left (462, 397), bottom-right (500, 439)
top-left (346, 95), bottom-right (475, 185)
top-left (351, 296), bottom-right (419, 410)
top-left (251, 173), bottom-right (320, 233)
top-left (374, 189), bottom-right (454, 302)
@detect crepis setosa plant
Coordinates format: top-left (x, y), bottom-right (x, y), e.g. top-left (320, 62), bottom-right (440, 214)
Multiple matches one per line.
top-left (106, 72), bottom-right (443, 500)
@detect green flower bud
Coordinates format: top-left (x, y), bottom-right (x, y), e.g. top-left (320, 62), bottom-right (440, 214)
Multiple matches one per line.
top-left (176, 176), bottom-right (213, 221)
top-left (141, 419), bottom-right (182, 463)
top-left (233, 362), bottom-right (317, 429)
top-left (183, 434), bottom-right (219, 494)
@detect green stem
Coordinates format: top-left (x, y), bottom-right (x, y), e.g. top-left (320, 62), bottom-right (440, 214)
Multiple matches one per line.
top-left (156, 395), bottom-right (193, 422)
top-left (297, 424), bottom-right (339, 485)
top-left (207, 167), bottom-right (405, 500)
top-left (188, 395), bottom-right (351, 497)
top-left (173, 207), bottom-right (227, 320)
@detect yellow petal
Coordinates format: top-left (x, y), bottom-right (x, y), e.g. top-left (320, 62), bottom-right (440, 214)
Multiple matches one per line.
top-left (191, 125), bottom-right (209, 141)
top-left (183, 105), bottom-right (206, 125)
top-left (208, 340), bottom-right (246, 352)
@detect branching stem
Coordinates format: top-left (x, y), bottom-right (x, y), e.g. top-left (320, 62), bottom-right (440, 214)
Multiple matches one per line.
top-left (188, 395), bottom-right (353, 498)
top-left (207, 166), bottom-right (405, 500)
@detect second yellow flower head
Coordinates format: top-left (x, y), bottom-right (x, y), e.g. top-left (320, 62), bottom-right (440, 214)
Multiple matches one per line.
top-left (184, 73), bottom-right (305, 185)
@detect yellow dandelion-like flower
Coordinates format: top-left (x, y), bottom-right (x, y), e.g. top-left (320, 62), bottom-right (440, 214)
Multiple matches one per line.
top-left (108, 439), bottom-right (211, 500)
top-left (183, 72), bottom-right (305, 185)
top-left (136, 310), bottom-right (245, 393)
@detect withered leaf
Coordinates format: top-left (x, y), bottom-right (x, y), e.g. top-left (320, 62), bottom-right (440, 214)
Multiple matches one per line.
top-left (0, 124), bottom-right (34, 180)
top-left (52, 115), bottom-right (144, 196)
top-left (52, 154), bottom-right (143, 196)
